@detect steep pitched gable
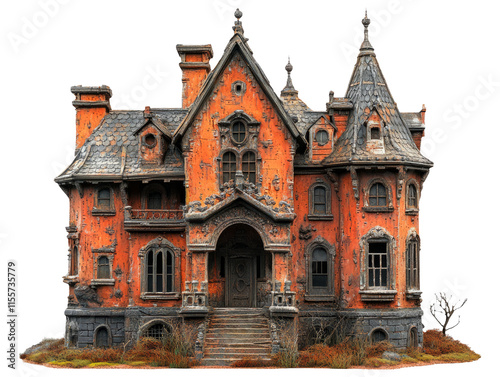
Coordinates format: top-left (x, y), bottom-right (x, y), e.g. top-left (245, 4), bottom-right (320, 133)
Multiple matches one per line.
top-left (172, 26), bottom-right (306, 148)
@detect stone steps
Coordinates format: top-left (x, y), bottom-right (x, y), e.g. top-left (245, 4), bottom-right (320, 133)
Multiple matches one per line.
top-left (201, 308), bottom-right (272, 366)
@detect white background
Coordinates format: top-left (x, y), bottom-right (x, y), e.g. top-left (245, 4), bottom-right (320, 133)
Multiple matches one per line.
top-left (1, 0), bottom-right (498, 376)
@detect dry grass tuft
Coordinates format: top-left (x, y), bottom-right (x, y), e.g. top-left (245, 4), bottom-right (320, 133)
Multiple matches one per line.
top-left (231, 358), bottom-right (271, 368)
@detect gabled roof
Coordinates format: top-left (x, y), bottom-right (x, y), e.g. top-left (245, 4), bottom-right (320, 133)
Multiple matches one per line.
top-left (322, 13), bottom-right (433, 168)
top-left (172, 17), bottom-right (306, 148)
top-left (133, 111), bottom-right (172, 140)
top-left (55, 109), bottom-right (187, 183)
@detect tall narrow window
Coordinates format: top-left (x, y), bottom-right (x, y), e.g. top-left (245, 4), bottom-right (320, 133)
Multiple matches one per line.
top-left (368, 242), bottom-right (389, 288)
top-left (313, 186), bottom-right (327, 214)
top-left (242, 151), bottom-right (256, 184)
top-left (311, 248), bottom-right (328, 288)
top-left (97, 188), bottom-right (111, 209)
top-left (145, 249), bottom-right (174, 293)
top-left (407, 184), bottom-right (417, 209)
top-left (222, 152), bottom-right (237, 184)
top-left (406, 240), bottom-right (419, 290)
top-left (97, 256), bottom-right (110, 279)
top-left (70, 246), bottom-right (78, 276)
top-left (147, 191), bottom-right (162, 209)
top-left (368, 183), bottom-right (387, 207)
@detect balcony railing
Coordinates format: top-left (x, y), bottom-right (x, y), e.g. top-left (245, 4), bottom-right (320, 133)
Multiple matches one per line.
top-left (124, 206), bottom-right (185, 232)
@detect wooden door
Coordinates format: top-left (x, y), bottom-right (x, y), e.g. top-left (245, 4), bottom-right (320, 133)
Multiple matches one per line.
top-left (227, 256), bottom-right (255, 307)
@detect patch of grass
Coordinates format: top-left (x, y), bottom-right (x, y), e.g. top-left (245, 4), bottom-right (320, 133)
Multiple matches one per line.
top-left (401, 356), bottom-right (419, 364)
top-left (423, 330), bottom-right (472, 356)
top-left (363, 357), bottom-right (397, 368)
top-left (231, 358), bottom-right (271, 368)
top-left (298, 339), bottom-right (368, 369)
top-left (124, 361), bottom-right (148, 366)
top-left (365, 340), bottom-right (395, 358)
top-left (87, 362), bottom-right (120, 368)
top-left (48, 360), bottom-right (73, 367)
top-left (438, 352), bottom-right (481, 363)
top-left (68, 359), bottom-right (93, 368)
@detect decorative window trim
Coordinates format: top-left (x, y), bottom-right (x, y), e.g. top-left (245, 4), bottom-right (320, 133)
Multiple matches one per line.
top-left (92, 186), bottom-right (116, 216)
top-left (359, 226), bottom-right (396, 302)
top-left (362, 178), bottom-right (394, 213)
top-left (218, 110), bottom-right (260, 147)
top-left (141, 183), bottom-right (167, 210)
top-left (93, 324), bottom-right (112, 348)
top-left (304, 236), bottom-right (335, 301)
top-left (405, 228), bottom-right (421, 299)
top-left (139, 237), bottom-right (181, 300)
top-left (308, 179), bottom-right (333, 220)
top-left (405, 179), bottom-right (420, 215)
top-left (91, 241), bottom-right (117, 287)
top-left (220, 149), bottom-right (238, 186)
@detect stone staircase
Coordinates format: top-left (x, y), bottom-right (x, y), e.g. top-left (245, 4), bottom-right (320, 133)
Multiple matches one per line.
top-left (201, 308), bottom-right (272, 366)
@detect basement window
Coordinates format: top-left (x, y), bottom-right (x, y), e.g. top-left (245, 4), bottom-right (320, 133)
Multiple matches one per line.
top-left (371, 328), bottom-right (388, 344)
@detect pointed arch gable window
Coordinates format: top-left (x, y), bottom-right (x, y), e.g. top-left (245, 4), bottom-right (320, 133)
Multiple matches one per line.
top-left (221, 151), bottom-right (237, 184)
top-left (140, 238), bottom-right (181, 300)
top-left (308, 181), bottom-right (333, 220)
top-left (242, 151), bottom-right (256, 184)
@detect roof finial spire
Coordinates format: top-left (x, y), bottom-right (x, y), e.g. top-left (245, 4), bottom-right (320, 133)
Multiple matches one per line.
top-left (359, 10), bottom-right (375, 55)
top-left (281, 57), bottom-right (298, 96)
top-left (233, 8), bottom-right (244, 35)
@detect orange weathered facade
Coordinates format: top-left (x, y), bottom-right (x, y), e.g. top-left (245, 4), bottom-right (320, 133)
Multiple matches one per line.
top-left (56, 11), bottom-right (432, 357)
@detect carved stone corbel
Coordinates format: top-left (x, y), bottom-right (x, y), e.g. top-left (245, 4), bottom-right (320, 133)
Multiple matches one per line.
top-left (326, 170), bottom-right (340, 200)
top-left (396, 166), bottom-right (406, 200)
top-left (349, 167), bottom-right (359, 200)
top-left (75, 181), bottom-right (84, 199)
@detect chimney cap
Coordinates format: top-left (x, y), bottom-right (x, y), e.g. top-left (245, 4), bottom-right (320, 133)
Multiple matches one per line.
top-left (71, 85), bottom-right (112, 97)
top-left (176, 44), bottom-right (213, 59)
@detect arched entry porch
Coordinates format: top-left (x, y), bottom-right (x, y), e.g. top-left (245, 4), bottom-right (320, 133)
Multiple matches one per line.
top-left (208, 224), bottom-right (271, 307)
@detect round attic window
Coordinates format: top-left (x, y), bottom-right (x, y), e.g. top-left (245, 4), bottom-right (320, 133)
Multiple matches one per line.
top-left (231, 81), bottom-right (246, 96)
top-left (315, 129), bottom-right (329, 145)
top-left (143, 133), bottom-right (157, 148)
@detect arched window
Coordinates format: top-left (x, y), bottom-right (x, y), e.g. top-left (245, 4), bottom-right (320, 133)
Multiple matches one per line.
top-left (308, 182), bottom-right (333, 220)
top-left (306, 238), bottom-right (335, 300)
top-left (371, 328), bottom-right (388, 344)
top-left (312, 248), bottom-right (328, 288)
top-left (146, 249), bottom-right (174, 293)
top-left (70, 246), bottom-right (78, 276)
top-left (368, 241), bottom-right (389, 288)
top-left (408, 327), bottom-right (418, 348)
top-left (97, 188), bottom-right (111, 209)
top-left (368, 183), bottom-right (387, 207)
top-left (222, 151), bottom-right (237, 184)
top-left (407, 183), bottom-right (418, 210)
top-left (95, 326), bottom-right (110, 348)
top-left (242, 151), bottom-right (256, 184)
top-left (406, 239), bottom-right (420, 290)
top-left (147, 191), bottom-right (163, 209)
top-left (97, 256), bottom-right (110, 279)
top-left (143, 323), bottom-right (169, 341)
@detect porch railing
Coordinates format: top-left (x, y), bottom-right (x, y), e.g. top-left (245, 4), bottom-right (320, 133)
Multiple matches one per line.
top-left (124, 206), bottom-right (184, 221)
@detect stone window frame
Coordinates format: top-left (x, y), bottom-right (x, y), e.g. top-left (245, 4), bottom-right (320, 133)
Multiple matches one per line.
top-left (405, 228), bottom-right (421, 300)
top-left (218, 148), bottom-right (261, 187)
top-left (304, 236), bottom-right (335, 301)
top-left (139, 237), bottom-right (181, 300)
top-left (405, 179), bottom-right (420, 215)
top-left (362, 178), bottom-right (394, 213)
top-left (369, 327), bottom-right (389, 344)
top-left (139, 319), bottom-right (173, 340)
top-left (92, 186), bottom-right (116, 216)
top-left (91, 243), bottom-right (116, 287)
top-left (231, 80), bottom-right (247, 97)
top-left (359, 226), bottom-right (397, 302)
top-left (93, 324), bottom-right (112, 348)
top-left (141, 182), bottom-right (167, 210)
top-left (408, 326), bottom-right (419, 348)
top-left (308, 179), bottom-right (334, 220)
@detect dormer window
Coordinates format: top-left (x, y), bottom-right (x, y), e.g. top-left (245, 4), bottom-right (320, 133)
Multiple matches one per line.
top-left (370, 127), bottom-right (381, 140)
top-left (143, 133), bottom-right (157, 148)
top-left (315, 129), bottom-right (329, 145)
top-left (231, 121), bottom-right (247, 144)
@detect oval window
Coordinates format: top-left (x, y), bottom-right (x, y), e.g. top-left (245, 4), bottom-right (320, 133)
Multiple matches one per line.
top-left (231, 121), bottom-right (247, 144)
top-left (144, 133), bottom-right (157, 148)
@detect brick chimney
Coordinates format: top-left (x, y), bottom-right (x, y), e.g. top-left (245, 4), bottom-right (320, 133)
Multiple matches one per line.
top-left (71, 85), bottom-right (112, 150)
top-left (176, 45), bottom-right (213, 108)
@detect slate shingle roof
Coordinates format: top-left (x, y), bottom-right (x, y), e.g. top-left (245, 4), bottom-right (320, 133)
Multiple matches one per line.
top-left (55, 109), bottom-right (187, 182)
top-left (322, 16), bottom-right (433, 168)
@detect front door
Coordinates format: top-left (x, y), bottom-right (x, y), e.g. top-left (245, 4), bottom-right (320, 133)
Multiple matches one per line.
top-left (227, 256), bottom-right (255, 307)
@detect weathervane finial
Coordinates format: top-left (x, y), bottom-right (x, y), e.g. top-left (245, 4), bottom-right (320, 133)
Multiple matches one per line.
top-left (233, 8), bottom-right (244, 35)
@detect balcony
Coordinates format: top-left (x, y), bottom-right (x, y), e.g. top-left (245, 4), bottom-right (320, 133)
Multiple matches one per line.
top-left (124, 206), bottom-right (185, 232)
